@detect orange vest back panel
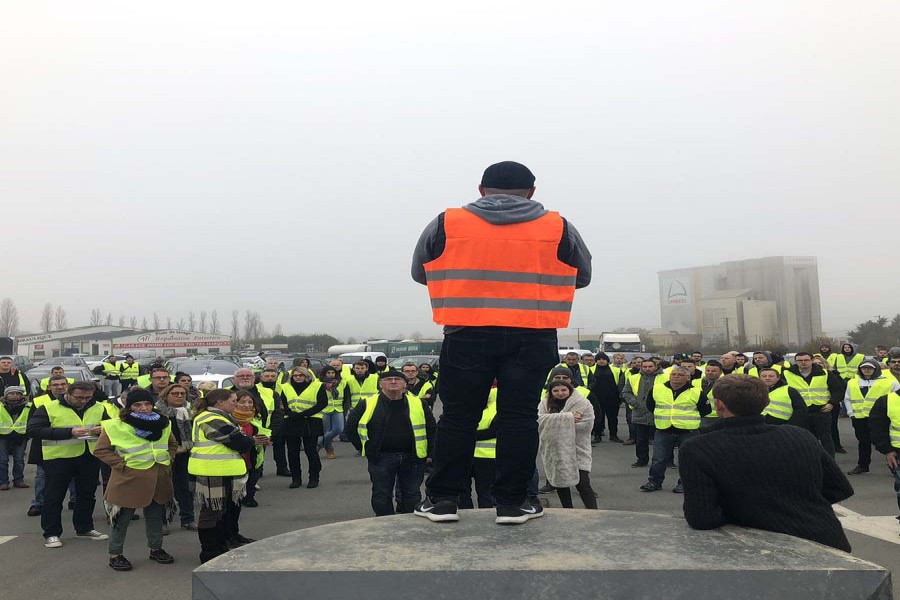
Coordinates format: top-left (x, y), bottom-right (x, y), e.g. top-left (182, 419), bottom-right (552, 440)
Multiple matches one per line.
top-left (424, 208), bottom-right (576, 329)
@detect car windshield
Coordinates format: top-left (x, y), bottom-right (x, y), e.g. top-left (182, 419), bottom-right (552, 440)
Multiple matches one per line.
top-left (176, 361), bottom-right (240, 375)
top-left (42, 357), bottom-right (85, 366)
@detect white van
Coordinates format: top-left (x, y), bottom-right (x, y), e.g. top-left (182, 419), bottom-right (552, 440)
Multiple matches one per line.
top-left (339, 352), bottom-right (387, 365)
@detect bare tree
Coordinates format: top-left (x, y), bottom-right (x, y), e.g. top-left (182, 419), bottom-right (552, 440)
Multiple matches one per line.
top-left (176, 317), bottom-right (186, 330)
top-left (106, 312), bottom-right (113, 326)
top-left (0, 298), bottom-right (20, 336)
top-left (54, 306), bottom-right (67, 330)
top-left (273, 323), bottom-right (283, 337)
top-left (231, 310), bottom-right (240, 343)
top-left (129, 316), bottom-right (138, 328)
top-left (210, 310), bottom-right (220, 334)
top-left (409, 330), bottom-right (423, 340)
top-left (199, 311), bottom-right (208, 333)
top-left (141, 317), bottom-right (148, 329)
top-left (166, 316), bottom-right (172, 329)
top-left (347, 337), bottom-right (357, 344)
top-left (152, 312), bottom-right (160, 329)
top-left (117, 314), bottom-right (125, 327)
top-left (40, 303), bottom-right (54, 332)
top-left (244, 309), bottom-right (254, 340)
top-left (90, 308), bottom-right (103, 326)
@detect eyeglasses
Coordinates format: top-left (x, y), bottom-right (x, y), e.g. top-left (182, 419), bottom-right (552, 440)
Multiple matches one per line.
top-left (168, 391), bottom-right (187, 397)
top-left (70, 395), bottom-right (94, 401)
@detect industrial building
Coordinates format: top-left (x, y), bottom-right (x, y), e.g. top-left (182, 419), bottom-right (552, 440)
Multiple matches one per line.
top-left (14, 326), bottom-right (233, 360)
top-left (658, 256), bottom-right (823, 347)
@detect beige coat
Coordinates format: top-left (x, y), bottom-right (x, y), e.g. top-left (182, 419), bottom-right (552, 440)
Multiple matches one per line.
top-left (93, 425), bottom-right (178, 509)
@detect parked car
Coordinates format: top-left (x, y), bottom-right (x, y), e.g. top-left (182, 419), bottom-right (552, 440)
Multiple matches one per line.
top-left (167, 360), bottom-right (240, 390)
top-left (388, 355), bottom-right (440, 370)
top-left (37, 356), bottom-right (88, 368)
top-left (25, 365), bottom-right (100, 396)
top-left (5, 355), bottom-right (34, 372)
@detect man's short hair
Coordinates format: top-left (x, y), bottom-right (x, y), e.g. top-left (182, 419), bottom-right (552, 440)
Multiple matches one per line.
top-left (794, 352), bottom-right (813, 360)
top-left (680, 358), bottom-right (695, 365)
top-left (758, 367), bottom-right (779, 376)
top-left (354, 360), bottom-right (368, 367)
top-left (0, 356), bottom-right (10, 361)
top-left (151, 367), bottom-right (169, 377)
top-left (49, 375), bottom-right (68, 383)
top-left (713, 374), bottom-right (769, 416)
top-left (402, 362), bottom-right (418, 370)
top-left (669, 366), bottom-right (690, 375)
top-left (581, 352), bottom-right (594, 358)
top-left (67, 381), bottom-right (96, 395)
top-left (565, 352), bottom-right (579, 358)
top-left (875, 345), bottom-right (888, 351)
top-left (262, 368), bottom-right (278, 374)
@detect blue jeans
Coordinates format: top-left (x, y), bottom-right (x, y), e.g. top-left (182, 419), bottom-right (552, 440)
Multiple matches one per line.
top-left (0, 437), bottom-right (26, 484)
top-left (321, 411), bottom-right (344, 451)
top-left (32, 466), bottom-right (77, 509)
top-left (648, 428), bottom-right (697, 486)
top-left (367, 452), bottom-right (425, 516)
top-left (426, 328), bottom-right (559, 506)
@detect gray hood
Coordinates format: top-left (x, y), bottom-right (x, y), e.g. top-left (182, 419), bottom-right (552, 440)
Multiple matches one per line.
top-left (857, 359), bottom-right (883, 379)
top-left (464, 194), bottom-right (547, 225)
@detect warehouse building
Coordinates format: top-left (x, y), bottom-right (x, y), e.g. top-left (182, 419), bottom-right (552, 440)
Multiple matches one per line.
top-left (15, 326), bottom-right (233, 360)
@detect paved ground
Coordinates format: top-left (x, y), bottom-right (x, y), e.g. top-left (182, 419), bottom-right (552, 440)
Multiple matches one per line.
top-left (0, 415), bottom-right (897, 599)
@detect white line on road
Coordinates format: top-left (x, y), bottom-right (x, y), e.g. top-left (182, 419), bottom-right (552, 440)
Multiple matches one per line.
top-left (834, 504), bottom-right (900, 545)
top-left (0, 536), bottom-right (16, 545)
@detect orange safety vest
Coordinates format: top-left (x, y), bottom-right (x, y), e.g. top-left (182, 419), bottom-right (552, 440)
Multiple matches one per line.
top-left (424, 208), bottom-right (577, 329)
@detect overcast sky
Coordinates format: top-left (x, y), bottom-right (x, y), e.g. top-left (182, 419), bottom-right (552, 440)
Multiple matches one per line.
top-left (4, 1), bottom-right (899, 340)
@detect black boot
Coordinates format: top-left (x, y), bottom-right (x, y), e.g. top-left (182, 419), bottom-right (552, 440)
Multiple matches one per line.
top-left (198, 527), bottom-right (227, 564)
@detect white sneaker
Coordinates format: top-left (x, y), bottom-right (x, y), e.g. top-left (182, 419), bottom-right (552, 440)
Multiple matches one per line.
top-left (255, 484), bottom-right (261, 491)
top-left (44, 536), bottom-right (62, 548)
top-left (76, 529), bottom-right (108, 541)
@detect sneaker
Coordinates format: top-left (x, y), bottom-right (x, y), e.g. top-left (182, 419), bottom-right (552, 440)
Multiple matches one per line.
top-left (109, 555), bottom-right (132, 571)
top-left (149, 548), bottom-right (175, 564)
top-left (495, 501), bottom-right (543, 525)
top-left (241, 497), bottom-right (259, 507)
top-left (254, 484), bottom-right (261, 491)
top-left (76, 530), bottom-right (109, 541)
top-left (673, 482), bottom-right (684, 494)
top-left (27, 506), bottom-right (41, 517)
top-left (538, 483), bottom-right (555, 494)
top-left (414, 498), bottom-right (460, 522)
top-left (526, 495), bottom-right (541, 509)
top-left (44, 536), bottom-right (63, 548)
top-left (640, 482), bottom-right (662, 492)
top-left (846, 465), bottom-right (869, 475)
top-left (0, 483), bottom-right (10, 491)
top-left (835, 446), bottom-right (848, 454)
top-left (630, 460), bottom-right (648, 468)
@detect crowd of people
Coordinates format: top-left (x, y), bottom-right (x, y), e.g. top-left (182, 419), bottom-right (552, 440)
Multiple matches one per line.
top-left (1, 340), bottom-right (899, 568)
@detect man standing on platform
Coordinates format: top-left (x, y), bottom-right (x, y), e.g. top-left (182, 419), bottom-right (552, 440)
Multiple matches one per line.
top-left (411, 161), bottom-right (591, 525)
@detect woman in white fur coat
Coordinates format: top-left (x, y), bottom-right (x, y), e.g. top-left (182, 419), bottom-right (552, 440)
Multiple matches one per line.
top-left (538, 381), bottom-right (598, 509)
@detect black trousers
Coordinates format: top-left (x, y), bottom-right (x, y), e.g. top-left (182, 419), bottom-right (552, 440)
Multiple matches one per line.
top-left (831, 405), bottom-right (843, 450)
top-left (633, 423), bottom-right (652, 463)
top-left (285, 434), bottom-right (321, 482)
top-left (556, 470), bottom-right (598, 509)
top-left (459, 457), bottom-right (496, 509)
top-left (808, 411), bottom-right (836, 458)
top-left (597, 398), bottom-right (621, 438)
top-left (271, 433), bottom-right (287, 470)
top-left (41, 453), bottom-right (100, 538)
top-left (426, 328), bottom-right (558, 506)
top-left (851, 417), bottom-right (872, 468)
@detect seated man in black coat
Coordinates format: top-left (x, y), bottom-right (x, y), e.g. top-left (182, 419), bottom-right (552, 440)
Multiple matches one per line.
top-left (679, 374), bottom-right (854, 552)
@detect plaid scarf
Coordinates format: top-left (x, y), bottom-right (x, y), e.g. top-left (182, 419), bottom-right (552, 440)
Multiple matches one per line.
top-left (193, 474), bottom-right (247, 512)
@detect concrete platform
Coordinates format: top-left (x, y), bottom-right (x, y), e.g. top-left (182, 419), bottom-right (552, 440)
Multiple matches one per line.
top-left (193, 509), bottom-right (892, 600)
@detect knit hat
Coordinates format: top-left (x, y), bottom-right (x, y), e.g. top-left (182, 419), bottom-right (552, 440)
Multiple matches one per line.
top-left (125, 387), bottom-right (154, 409)
top-left (2, 386), bottom-right (25, 397)
top-left (548, 366), bottom-right (573, 381)
top-left (480, 161), bottom-right (535, 190)
top-left (596, 352), bottom-right (610, 362)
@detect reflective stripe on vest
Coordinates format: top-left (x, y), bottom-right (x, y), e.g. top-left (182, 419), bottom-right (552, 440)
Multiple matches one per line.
top-left (255, 385), bottom-right (276, 427)
top-left (833, 354), bottom-right (865, 380)
top-left (761, 386), bottom-right (794, 421)
top-left (0, 403), bottom-right (31, 434)
top-left (188, 411), bottom-right (247, 476)
top-left (783, 371), bottom-right (830, 406)
top-left (847, 378), bottom-right (895, 419)
top-left (358, 393), bottom-right (427, 459)
top-left (887, 393), bottom-right (900, 448)
top-left (424, 209), bottom-right (577, 329)
top-left (474, 390), bottom-right (497, 459)
top-left (652, 384), bottom-right (701, 430)
top-left (100, 419), bottom-right (172, 469)
top-left (42, 401), bottom-right (106, 459)
top-left (282, 380), bottom-right (324, 419)
top-left (346, 375), bottom-right (379, 408)
top-left (102, 362), bottom-right (121, 378)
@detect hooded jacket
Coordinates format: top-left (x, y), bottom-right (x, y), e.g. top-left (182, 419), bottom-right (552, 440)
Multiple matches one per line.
top-left (842, 360), bottom-right (900, 418)
top-left (411, 195), bottom-right (592, 310)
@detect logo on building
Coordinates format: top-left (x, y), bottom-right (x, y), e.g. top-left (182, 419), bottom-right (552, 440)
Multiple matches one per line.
top-left (666, 280), bottom-right (688, 305)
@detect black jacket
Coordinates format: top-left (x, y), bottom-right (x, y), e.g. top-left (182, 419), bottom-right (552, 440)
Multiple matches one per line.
top-left (679, 416), bottom-right (853, 552)
top-left (588, 365), bottom-right (620, 402)
top-left (869, 394), bottom-right (899, 455)
top-left (279, 381), bottom-right (328, 438)
top-left (345, 393), bottom-right (436, 461)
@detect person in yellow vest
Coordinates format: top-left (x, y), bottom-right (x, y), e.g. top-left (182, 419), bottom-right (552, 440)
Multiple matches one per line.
top-left (189, 388), bottom-right (269, 563)
top-left (93, 388), bottom-right (177, 571)
top-left (830, 343), bottom-right (866, 381)
top-left (0, 356), bottom-right (30, 397)
top-left (373, 355), bottom-right (389, 374)
top-left (100, 355), bottom-right (123, 399)
top-left (758, 368), bottom-right (807, 426)
top-left (744, 352), bottom-right (781, 378)
top-left (280, 367), bottom-right (328, 488)
top-left (341, 361), bottom-right (379, 445)
top-left (255, 368), bottom-right (285, 472)
top-left (39, 367), bottom-right (75, 393)
top-left (874, 346), bottom-right (890, 365)
top-left (868, 380), bottom-right (900, 531)
top-left (783, 352), bottom-right (843, 458)
top-left (154, 384), bottom-right (196, 531)
top-left (547, 352), bottom-right (590, 388)
top-left (640, 367), bottom-right (710, 494)
top-left (622, 359), bottom-right (659, 467)
top-left (321, 364), bottom-right (352, 459)
top-left (538, 380), bottom-right (597, 509)
top-left (460, 385), bottom-right (497, 509)
top-left (347, 369), bottom-right (436, 516)
top-left (734, 353), bottom-right (749, 373)
top-left (28, 376), bottom-right (75, 515)
top-left (621, 356), bottom-right (644, 445)
top-left (698, 360), bottom-right (724, 428)
top-left (26, 381), bottom-right (109, 548)
top-left (118, 355), bottom-right (140, 390)
top-left (884, 351), bottom-right (900, 385)
top-left (843, 360), bottom-right (900, 476)
top-left (690, 351), bottom-right (706, 369)
top-left (812, 354), bottom-right (849, 455)
top-left (233, 391), bottom-right (271, 508)
top-left (0, 386), bottom-right (31, 490)
top-left (581, 353), bottom-right (597, 384)
top-left (403, 362), bottom-right (435, 406)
